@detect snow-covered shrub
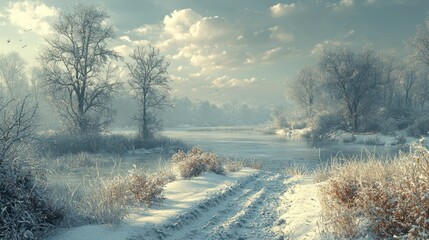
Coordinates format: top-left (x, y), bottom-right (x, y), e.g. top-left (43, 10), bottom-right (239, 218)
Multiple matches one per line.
top-left (0, 161), bottom-right (63, 239)
top-left (311, 113), bottom-right (343, 141)
top-left (285, 164), bottom-right (309, 176)
top-left (319, 146), bottom-right (429, 238)
top-left (38, 132), bottom-right (188, 157)
top-left (379, 117), bottom-right (398, 135)
top-left (341, 134), bottom-right (356, 143)
top-left (0, 98), bottom-right (63, 239)
top-left (395, 135), bottom-right (407, 145)
top-left (172, 147), bottom-right (225, 179)
top-left (357, 136), bottom-right (384, 146)
top-left (46, 165), bottom-right (167, 227)
top-left (223, 159), bottom-right (244, 172)
top-left (244, 159), bottom-right (262, 170)
top-left (128, 167), bottom-right (165, 206)
top-left (46, 173), bottom-right (129, 226)
top-left (407, 115), bottom-right (429, 137)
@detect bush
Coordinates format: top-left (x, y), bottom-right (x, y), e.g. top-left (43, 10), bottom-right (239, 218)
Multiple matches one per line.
top-left (46, 164), bottom-right (168, 227)
top-left (128, 167), bottom-right (166, 206)
top-left (37, 132), bottom-right (188, 157)
top-left (310, 113), bottom-right (343, 141)
top-left (379, 117), bottom-right (398, 135)
top-left (407, 115), bottom-right (429, 137)
top-left (223, 159), bottom-right (244, 172)
top-left (0, 160), bottom-right (63, 239)
top-left (172, 147), bottom-right (225, 179)
top-left (395, 135), bottom-right (407, 145)
top-left (357, 136), bottom-right (384, 146)
top-left (319, 146), bottom-right (429, 239)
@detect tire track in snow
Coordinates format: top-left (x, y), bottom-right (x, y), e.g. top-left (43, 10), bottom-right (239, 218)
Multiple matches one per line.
top-left (131, 171), bottom-right (288, 240)
top-left (207, 172), bottom-right (287, 240)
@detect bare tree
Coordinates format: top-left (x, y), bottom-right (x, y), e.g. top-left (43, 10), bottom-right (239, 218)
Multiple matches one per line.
top-left (39, 4), bottom-right (120, 133)
top-left (409, 17), bottom-right (429, 67)
top-left (127, 45), bottom-right (171, 140)
top-left (401, 66), bottom-right (418, 109)
top-left (415, 69), bottom-right (429, 109)
top-left (0, 52), bottom-right (28, 100)
top-left (0, 96), bottom-right (37, 164)
top-left (378, 51), bottom-right (399, 109)
top-left (319, 46), bottom-right (382, 132)
top-left (289, 66), bottom-right (320, 127)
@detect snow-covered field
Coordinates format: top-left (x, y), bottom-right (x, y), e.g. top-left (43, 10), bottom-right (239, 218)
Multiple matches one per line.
top-left (47, 168), bottom-right (322, 240)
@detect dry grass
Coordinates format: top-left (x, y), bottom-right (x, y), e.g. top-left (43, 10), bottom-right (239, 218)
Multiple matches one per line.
top-left (319, 145), bottom-right (429, 239)
top-left (46, 174), bottom-right (129, 226)
top-left (243, 159), bottom-right (262, 170)
top-left (285, 164), bottom-right (309, 176)
top-left (37, 132), bottom-right (188, 157)
top-left (128, 166), bottom-right (166, 206)
top-left (46, 163), bottom-right (170, 228)
top-left (172, 146), bottom-right (225, 179)
top-left (223, 159), bottom-right (244, 172)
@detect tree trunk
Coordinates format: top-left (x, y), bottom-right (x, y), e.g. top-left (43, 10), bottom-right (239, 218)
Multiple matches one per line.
top-left (352, 113), bottom-right (358, 133)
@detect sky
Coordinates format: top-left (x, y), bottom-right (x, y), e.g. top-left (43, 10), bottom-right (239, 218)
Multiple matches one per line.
top-left (0, 0), bottom-right (428, 107)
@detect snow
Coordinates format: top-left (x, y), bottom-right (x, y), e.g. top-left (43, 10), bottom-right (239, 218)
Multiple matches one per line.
top-left (274, 176), bottom-right (322, 239)
top-left (48, 169), bottom-right (326, 240)
top-left (276, 128), bottom-right (311, 137)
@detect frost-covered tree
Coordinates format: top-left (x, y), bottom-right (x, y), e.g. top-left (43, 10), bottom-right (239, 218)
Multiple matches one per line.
top-left (289, 66), bottom-right (321, 127)
top-left (0, 97), bottom-right (36, 163)
top-left (0, 52), bottom-right (28, 100)
top-left (127, 45), bottom-right (171, 140)
top-left (409, 17), bottom-right (429, 67)
top-left (319, 46), bottom-right (382, 132)
top-left (40, 4), bottom-right (120, 133)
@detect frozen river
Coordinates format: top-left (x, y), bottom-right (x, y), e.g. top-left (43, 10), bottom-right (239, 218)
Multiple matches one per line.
top-left (47, 127), bottom-right (401, 185)
top-left (163, 128), bottom-right (399, 171)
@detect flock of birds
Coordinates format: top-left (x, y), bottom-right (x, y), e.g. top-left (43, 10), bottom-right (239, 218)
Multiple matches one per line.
top-left (6, 28), bottom-right (31, 48)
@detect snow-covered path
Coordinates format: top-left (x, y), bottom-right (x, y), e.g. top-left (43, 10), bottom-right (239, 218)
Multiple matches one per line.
top-left (132, 171), bottom-right (286, 240)
top-left (49, 169), bottom-right (322, 240)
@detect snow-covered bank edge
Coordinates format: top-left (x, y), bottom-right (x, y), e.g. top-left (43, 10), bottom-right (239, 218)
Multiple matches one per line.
top-left (275, 128), bottom-right (420, 147)
top-left (47, 168), bottom-right (258, 240)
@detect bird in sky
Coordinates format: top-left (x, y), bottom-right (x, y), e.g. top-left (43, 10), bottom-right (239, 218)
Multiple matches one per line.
top-left (7, 39), bottom-right (10, 43)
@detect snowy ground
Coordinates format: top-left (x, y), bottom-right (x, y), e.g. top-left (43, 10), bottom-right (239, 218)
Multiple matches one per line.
top-left (47, 168), bottom-right (323, 240)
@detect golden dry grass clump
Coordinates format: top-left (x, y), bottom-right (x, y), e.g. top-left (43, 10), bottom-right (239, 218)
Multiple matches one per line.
top-left (127, 167), bottom-right (166, 206)
top-left (319, 145), bottom-right (429, 239)
top-left (172, 146), bottom-right (225, 179)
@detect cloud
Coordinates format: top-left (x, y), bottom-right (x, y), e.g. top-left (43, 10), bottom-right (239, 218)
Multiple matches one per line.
top-left (311, 40), bottom-right (351, 55)
top-left (134, 24), bottom-right (158, 35)
top-left (269, 26), bottom-right (295, 43)
top-left (6, 0), bottom-right (58, 35)
top-left (327, 0), bottom-right (354, 11)
top-left (245, 46), bottom-right (302, 64)
top-left (120, 35), bottom-right (132, 42)
top-left (163, 8), bottom-right (202, 41)
top-left (160, 8), bottom-right (241, 73)
top-left (344, 29), bottom-right (355, 38)
top-left (211, 75), bottom-right (256, 88)
top-left (270, 3), bottom-right (296, 17)
top-left (340, 0), bottom-right (354, 7)
top-left (163, 9), bottom-right (232, 43)
top-left (113, 45), bottom-right (132, 57)
top-left (261, 47), bottom-right (284, 61)
top-left (0, 10), bottom-right (6, 26)
top-left (170, 74), bottom-right (189, 82)
top-left (132, 40), bottom-right (151, 46)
